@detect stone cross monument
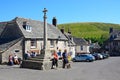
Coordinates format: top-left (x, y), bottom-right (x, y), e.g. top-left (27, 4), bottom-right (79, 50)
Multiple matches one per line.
top-left (41, 8), bottom-right (51, 60)
top-left (43, 8), bottom-right (48, 51)
top-left (20, 8), bottom-right (62, 70)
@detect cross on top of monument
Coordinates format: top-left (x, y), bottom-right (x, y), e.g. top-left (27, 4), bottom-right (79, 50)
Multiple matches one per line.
top-left (43, 8), bottom-right (48, 14)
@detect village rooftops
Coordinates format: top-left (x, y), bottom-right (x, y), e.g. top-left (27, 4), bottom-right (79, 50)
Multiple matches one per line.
top-left (12, 17), bottom-right (67, 40)
top-left (73, 37), bottom-right (88, 46)
top-left (0, 17), bottom-right (68, 52)
top-left (0, 22), bottom-right (7, 36)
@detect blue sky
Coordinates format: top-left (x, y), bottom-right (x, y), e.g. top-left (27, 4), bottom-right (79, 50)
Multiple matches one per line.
top-left (0, 0), bottom-right (120, 24)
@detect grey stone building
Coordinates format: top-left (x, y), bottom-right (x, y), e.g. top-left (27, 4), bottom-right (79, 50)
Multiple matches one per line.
top-left (107, 28), bottom-right (120, 56)
top-left (73, 37), bottom-right (90, 54)
top-left (0, 17), bottom-right (68, 63)
top-left (89, 42), bottom-right (101, 53)
top-left (61, 29), bottom-right (76, 58)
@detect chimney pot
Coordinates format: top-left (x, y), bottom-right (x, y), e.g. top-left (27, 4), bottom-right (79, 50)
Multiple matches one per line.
top-left (109, 27), bottom-right (113, 33)
top-left (52, 17), bottom-right (57, 27)
top-left (60, 28), bottom-right (64, 34)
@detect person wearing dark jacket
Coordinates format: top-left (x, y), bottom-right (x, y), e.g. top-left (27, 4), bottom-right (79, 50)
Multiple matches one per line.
top-left (62, 49), bottom-right (69, 68)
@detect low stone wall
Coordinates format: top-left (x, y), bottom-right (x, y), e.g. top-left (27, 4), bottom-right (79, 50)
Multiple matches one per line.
top-left (20, 60), bottom-right (63, 70)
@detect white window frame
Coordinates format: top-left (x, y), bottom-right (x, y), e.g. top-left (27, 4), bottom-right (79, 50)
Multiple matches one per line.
top-left (31, 39), bottom-right (37, 48)
top-left (26, 25), bottom-right (32, 32)
top-left (50, 40), bottom-right (54, 48)
top-left (64, 41), bottom-right (67, 47)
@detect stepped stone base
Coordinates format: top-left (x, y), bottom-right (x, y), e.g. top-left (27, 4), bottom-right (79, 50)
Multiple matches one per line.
top-left (21, 49), bottom-right (63, 70)
top-left (20, 60), bottom-right (63, 70)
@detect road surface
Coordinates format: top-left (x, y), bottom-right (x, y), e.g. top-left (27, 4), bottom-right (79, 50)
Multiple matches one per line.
top-left (0, 57), bottom-right (120, 80)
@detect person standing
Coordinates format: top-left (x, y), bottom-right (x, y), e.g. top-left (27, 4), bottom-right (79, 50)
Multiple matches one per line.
top-left (62, 49), bottom-right (69, 68)
top-left (57, 49), bottom-right (62, 59)
top-left (51, 50), bottom-right (58, 69)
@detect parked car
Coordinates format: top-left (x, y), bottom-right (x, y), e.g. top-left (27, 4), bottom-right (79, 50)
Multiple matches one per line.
top-left (100, 53), bottom-right (109, 59)
top-left (91, 53), bottom-right (103, 60)
top-left (72, 54), bottom-right (95, 62)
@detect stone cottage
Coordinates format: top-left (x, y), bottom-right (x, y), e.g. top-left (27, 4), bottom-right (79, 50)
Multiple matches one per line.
top-left (0, 17), bottom-right (68, 63)
top-left (107, 28), bottom-right (120, 56)
top-left (61, 29), bottom-right (76, 58)
top-left (73, 37), bottom-right (90, 54)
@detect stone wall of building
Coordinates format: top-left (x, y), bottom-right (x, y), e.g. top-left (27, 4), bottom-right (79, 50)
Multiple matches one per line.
top-left (24, 40), bottom-right (69, 54)
top-left (2, 40), bottom-right (23, 63)
top-left (24, 40), bottom-right (42, 54)
top-left (76, 45), bottom-right (90, 54)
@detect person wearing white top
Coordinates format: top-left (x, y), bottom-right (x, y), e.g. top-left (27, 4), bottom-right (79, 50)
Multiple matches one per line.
top-left (14, 55), bottom-right (19, 64)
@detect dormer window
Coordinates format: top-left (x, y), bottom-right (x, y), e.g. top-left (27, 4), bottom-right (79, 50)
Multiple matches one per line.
top-left (118, 32), bottom-right (120, 36)
top-left (23, 21), bottom-right (32, 32)
top-left (26, 25), bottom-right (32, 32)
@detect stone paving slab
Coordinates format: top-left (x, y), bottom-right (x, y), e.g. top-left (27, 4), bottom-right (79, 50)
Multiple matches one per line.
top-left (0, 57), bottom-right (120, 80)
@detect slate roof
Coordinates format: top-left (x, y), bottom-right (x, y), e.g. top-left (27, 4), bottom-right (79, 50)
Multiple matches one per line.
top-left (110, 29), bottom-right (120, 35)
top-left (90, 43), bottom-right (101, 49)
top-left (110, 29), bottom-right (120, 41)
top-left (64, 32), bottom-right (75, 46)
top-left (0, 17), bottom-right (68, 52)
top-left (13, 17), bottom-right (67, 40)
top-left (0, 22), bottom-right (7, 36)
top-left (0, 37), bottom-right (23, 52)
top-left (73, 37), bottom-right (88, 46)
top-left (114, 37), bottom-right (120, 41)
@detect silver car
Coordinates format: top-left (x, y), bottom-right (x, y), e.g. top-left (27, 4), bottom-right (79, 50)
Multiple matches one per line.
top-left (72, 54), bottom-right (95, 62)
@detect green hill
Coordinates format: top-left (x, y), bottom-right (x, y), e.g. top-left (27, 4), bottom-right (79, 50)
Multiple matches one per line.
top-left (58, 22), bottom-right (120, 45)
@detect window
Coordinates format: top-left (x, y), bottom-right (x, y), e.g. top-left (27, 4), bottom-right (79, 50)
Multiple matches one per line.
top-left (31, 39), bottom-right (37, 48)
top-left (14, 50), bottom-right (20, 53)
top-left (23, 21), bottom-right (32, 32)
top-left (26, 25), bottom-right (32, 32)
top-left (80, 46), bottom-right (83, 51)
top-left (50, 40), bottom-right (54, 47)
top-left (64, 41), bottom-right (67, 47)
top-left (118, 32), bottom-right (120, 36)
top-left (113, 41), bottom-right (118, 46)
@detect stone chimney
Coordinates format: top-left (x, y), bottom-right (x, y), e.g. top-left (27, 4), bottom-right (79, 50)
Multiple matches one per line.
top-left (60, 28), bottom-right (64, 34)
top-left (68, 27), bottom-right (71, 34)
top-left (52, 17), bottom-right (57, 27)
top-left (88, 40), bottom-right (92, 44)
top-left (109, 27), bottom-right (113, 33)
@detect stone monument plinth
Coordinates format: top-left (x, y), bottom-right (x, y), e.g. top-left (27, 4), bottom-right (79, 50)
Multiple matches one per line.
top-left (20, 8), bottom-right (63, 70)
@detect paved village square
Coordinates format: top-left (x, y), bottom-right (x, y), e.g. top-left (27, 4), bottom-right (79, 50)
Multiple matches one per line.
top-left (1, 6), bottom-right (120, 80)
top-left (0, 57), bottom-right (120, 80)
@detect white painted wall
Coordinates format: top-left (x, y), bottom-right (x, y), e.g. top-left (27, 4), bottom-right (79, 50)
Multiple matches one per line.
top-left (76, 45), bottom-right (90, 54)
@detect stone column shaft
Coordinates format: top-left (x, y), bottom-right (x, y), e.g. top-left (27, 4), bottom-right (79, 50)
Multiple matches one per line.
top-left (43, 8), bottom-right (48, 51)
